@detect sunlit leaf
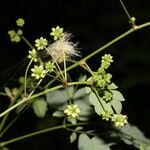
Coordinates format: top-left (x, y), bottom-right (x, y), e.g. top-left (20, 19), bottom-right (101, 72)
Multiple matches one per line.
top-left (111, 90), bottom-right (125, 101)
top-left (111, 100), bottom-right (122, 114)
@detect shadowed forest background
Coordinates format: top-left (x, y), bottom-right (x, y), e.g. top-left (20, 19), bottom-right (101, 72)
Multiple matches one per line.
top-left (0, 0), bottom-right (150, 149)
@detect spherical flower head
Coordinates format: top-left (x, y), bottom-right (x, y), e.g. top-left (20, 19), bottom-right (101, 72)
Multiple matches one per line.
top-left (35, 37), bottom-right (48, 50)
top-left (45, 61), bottom-right (55, 73)
top-left (64, 104), bottom-right (81, 118)
top-left (112, 114), bottom-right (128, 128)
top-left (16, 18), bottom-right (25, 27)
top-left (101, 110), bottom-right (112, 121)
top-left (50, 26), bottom-right (64, 41)
top-left (47, 33), bottom-right (79, 63)
top-left (31, 65), bottom-right (46, 79)
top-left (28, 49), bottom-right (38, 62)
top-left (103, 91), bottom-right (113, 102)
top-left (17, 29), bottom-right (23, 35)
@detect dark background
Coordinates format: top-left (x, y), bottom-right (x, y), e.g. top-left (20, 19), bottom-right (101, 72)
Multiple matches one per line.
top-left (0, 0), bottom-right (150, 149)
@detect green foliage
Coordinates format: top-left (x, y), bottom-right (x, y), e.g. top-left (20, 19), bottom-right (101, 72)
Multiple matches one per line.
top-left (111, 90), bottom-right (125, 101)
top-left (89, 92), bottom-right (113, 115)
top-left (32, 97), bottom-right (48, 118)
top-left (78, 134), bottom-right (112, 150)
top-left (46, 86), bottom-right (94, 121)
top-left (119, 123), bottom-right (150, 149)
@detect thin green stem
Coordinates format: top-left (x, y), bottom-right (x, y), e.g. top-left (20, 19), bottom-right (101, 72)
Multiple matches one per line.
top-left (0, 105), bottom-right (30, 138)
top-left (44, 22), bottom-right (150, 89)
top-left (119, 0), bottom-right (132, 21)
top-left (93, 88), bottom-right (105, 111)
top-left (21, 35), bottom-right (34, 49)
top-left (28, 79), bottom-right (42, 97)
top-left (83, 62), bottom-right (94, 76)
top-left (24, 59), bottom-right (33, 95)
top-left (0, 101), bottom-right (14, 132)
top-left (63, 50), bottom-right (67, 81)
top-left (45, 47), bottom-right (65, 80)
top-left (66, 127), bottom-right (96, 136)
top-left (0, 122), bottom-right (95, 147)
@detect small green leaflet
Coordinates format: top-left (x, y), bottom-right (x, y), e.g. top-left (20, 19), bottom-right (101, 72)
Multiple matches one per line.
top-left (32, 97), bottom-right (48, 118)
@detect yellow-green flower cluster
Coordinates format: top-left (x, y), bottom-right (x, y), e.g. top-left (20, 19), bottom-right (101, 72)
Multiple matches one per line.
top-left (88, 54), bottom-right (113, 89)
top-left (64, 104), bottom-right (81, 118)
top-left (50, 26), bottom-right (64, 41)
top-left (35, 37), bottom-right (48, 50)
top-left (112, 114), bottom-right (128, 127)
top-left (8, 18), bottom-right (25, 43)
top-left (8, 29), bottom-right (23, 43)
top-left (31, 65), bottom-right (46, 79)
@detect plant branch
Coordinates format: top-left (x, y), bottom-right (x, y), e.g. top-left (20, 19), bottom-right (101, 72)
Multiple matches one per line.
top-left (45, 22), bottom-right (150, 89)
top-left (0, 122), bottom-right (96, 147)
top-left (0, 81), bottom-right (88, 118)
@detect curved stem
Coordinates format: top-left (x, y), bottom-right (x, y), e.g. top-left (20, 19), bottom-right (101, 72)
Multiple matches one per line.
top-left (44, 22), bottom-right (150, 89)
top-left (0, 101), bottom-right (14, 132)
top-left (21, 35), bottom-right (34, 49)
top-left (28, 79), bottom-right (42, 97)
top-left (24, 59), bottom-right (33, 95)
top-left (0, 105), bottom-right (30, 138)
top-left (0, 122), bottom-right (96, 147)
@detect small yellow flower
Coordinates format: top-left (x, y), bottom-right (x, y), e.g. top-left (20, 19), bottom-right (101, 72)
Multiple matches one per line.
top-left (16, 18), bottom-right (25, 27)
top-left (112, 114), bottom-right (128, 127)
top-left (31, 65), bottom-right (46, 79)
top-left (35, 37), bottom-right (48, 50)
top-left (64, 104), bottom-right (81, 118)
top-left (28, 49), bottom-right (38, 62)
top-left (50, 26), bottom-right (64, 40)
